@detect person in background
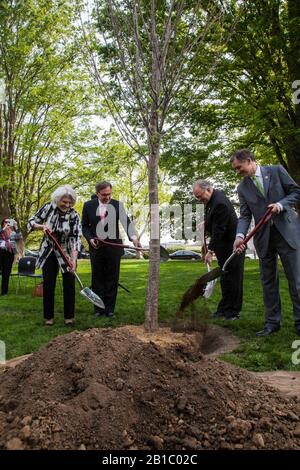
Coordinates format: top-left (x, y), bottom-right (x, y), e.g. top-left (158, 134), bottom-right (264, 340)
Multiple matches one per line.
top-left (193, 179), bottom-right (245, 320)
top-left (231, 149), bottom-right (300, 337)
top-left (0, 218), bottom-right (22, 295)
top-left (82, 181), bottom-right (141, 318)
top-left (28, 185), bottom-right (81, 326)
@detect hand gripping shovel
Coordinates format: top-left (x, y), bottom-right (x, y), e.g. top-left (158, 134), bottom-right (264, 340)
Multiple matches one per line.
top-left (178, 207), bottom-right (273, 312)
top-left (45, 229), bottom-right (105, 310)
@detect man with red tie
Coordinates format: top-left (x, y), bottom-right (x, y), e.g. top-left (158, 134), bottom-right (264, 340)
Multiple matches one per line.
top-left (82, 181), bottom-right (140, 318)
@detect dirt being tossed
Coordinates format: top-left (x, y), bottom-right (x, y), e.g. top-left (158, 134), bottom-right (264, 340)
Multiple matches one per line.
top-left (0, 326), bottom-right (300, 450)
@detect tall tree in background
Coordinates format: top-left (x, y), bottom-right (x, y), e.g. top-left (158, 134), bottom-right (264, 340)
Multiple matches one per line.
top-left (69, 126), bottom-right (172, 242)
top-left (204, 0), bottom-right (300, 177)
top-left (86, 0), bottom-right (230, 330)
top-left (161, 0), bottom-right (300, 205)
top-left (0, 0), bottom-right (96, 235)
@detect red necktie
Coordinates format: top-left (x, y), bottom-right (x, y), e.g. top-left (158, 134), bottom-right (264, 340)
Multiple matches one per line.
top-left (100, 205), bottom-right (107, 224)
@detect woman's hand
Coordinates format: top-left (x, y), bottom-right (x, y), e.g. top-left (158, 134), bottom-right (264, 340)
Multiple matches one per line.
top-left (42, 225), bottom-right (52, 234)
top-left (68, 259), bottom-right (76, 272)
top-left (33, 223), bottom-right (51, 233)
top-left (68, 252), bottom-right (78, 272)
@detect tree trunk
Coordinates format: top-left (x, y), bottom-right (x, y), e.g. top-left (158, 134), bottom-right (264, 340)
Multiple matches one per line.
top-left (0, 188), bottom-right (10, 221)
top-left (285, 142), bottom-right (300, 185)
top-left (144, 124), bottom-right (160, 331)
top-left (0, 103), bottom-right (11, 220)
top-left (144, 3), bottom-right (162, 331)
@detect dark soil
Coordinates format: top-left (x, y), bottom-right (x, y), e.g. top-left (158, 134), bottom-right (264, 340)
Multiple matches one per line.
top-left (0, 326), bottom-right (300, 450)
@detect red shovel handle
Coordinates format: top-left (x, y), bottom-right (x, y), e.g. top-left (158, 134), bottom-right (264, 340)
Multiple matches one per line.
top-left (222, 207), bottom-right (274, 272)
top-left (45, 228), bottom-right (72, 269)
top-left (243, 207), bottom-right (273, 245)
top-left (95, 238), bottom-right (140, 250)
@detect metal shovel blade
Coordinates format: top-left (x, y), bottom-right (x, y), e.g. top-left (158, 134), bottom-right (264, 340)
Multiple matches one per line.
top-left (45, 229), bottom-right (106, 310)
top-left (203, 264), bottom-right (218, 299)
top-left (178, 267), bottom-right (222, 312)
top-left (80, 287), bottom-right (105, 309)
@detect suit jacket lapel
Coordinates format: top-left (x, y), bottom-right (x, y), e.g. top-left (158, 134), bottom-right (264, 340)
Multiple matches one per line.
top-left (205, 192), bottom-right (214, 227)
top-left (93, 197), bottom-right (100, 221)
top-left (261, 166), bottom-right (270, 197)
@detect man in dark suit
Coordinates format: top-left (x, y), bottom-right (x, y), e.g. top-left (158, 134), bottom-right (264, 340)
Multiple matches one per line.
top-left (82, 181), bottom-right (140, 318)
top-left (193, 179), bottom-right (245, 320)
top-left (231, 149), bottom-right (300, 337)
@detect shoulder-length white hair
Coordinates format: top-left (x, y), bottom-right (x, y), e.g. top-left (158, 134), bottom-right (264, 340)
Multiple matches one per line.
top-left (51, 185), bottom-right (77, 205)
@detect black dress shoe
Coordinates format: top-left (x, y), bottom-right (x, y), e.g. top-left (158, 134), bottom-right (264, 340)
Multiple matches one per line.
top-left (212, 311), bottom-right (225, 318)
top-left (224, 313), bottom-right (240, 321)
top-left (256, 325), bottom-right (280, 337)
top-left (94, 309), bottom-right (105, 317)
top-left (105, 312), bottom-right (114, 318)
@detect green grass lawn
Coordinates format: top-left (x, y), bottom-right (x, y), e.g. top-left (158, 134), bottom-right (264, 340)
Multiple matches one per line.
top-left (0, 259), bottom-right (299, 372)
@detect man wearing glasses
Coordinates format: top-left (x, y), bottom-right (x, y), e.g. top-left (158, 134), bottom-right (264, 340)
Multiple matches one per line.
top-left (193, 179), bottom-right (245, 320)
top-left (82, 181), bottom-right (140, 318)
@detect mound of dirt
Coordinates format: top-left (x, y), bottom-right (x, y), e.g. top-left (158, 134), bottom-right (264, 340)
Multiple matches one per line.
top-left (0, 326), bottom-right (300, 450)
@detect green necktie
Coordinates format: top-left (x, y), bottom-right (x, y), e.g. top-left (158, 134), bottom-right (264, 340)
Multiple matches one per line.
top-left (252, 175), bottom-right (264, 196)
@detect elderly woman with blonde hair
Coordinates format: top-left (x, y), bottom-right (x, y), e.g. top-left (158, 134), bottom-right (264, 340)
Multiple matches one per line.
top-left (28, 185), bottom-right (81, 326)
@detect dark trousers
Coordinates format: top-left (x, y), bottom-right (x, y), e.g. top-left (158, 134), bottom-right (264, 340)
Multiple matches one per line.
top-left (42, 251), bottom-right (75, 320)
top-left (215, 245), bottom-right (245, 315)
top-left (90, 246), bottom-right (122, 314)
top-left (260, 225), bottom-right (300, 327)
top-left (0, 249), bottom-right (14, 295)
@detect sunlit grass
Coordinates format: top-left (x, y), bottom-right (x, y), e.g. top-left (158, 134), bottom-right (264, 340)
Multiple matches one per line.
top-left (0, 259), bottom-right (299, 372)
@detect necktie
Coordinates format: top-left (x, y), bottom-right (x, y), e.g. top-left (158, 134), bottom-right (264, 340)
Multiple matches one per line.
top-left (252, 175), bottom-right (264, 196)
top-left (99, 205), bottom-right (107, 224)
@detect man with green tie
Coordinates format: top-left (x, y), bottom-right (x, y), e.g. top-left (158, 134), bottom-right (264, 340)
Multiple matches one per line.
top-left (230, 149), bottom-right (300, 337)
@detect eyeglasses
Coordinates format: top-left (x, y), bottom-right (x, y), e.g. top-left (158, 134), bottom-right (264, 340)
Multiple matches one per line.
top-left (193, 190), bottom-right (206, 200)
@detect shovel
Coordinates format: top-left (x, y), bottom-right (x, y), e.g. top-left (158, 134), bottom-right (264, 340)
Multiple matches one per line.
top-left (178, 207), bottom-right (273, 311)
top-left (203, 263), bottom-right (218, 298)
top-left (45, 229), bottom-right (105, 310)
top-left (202, 225), bottom-right (218, 299)
top-left (94, 238), bottom-right (170, 262)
